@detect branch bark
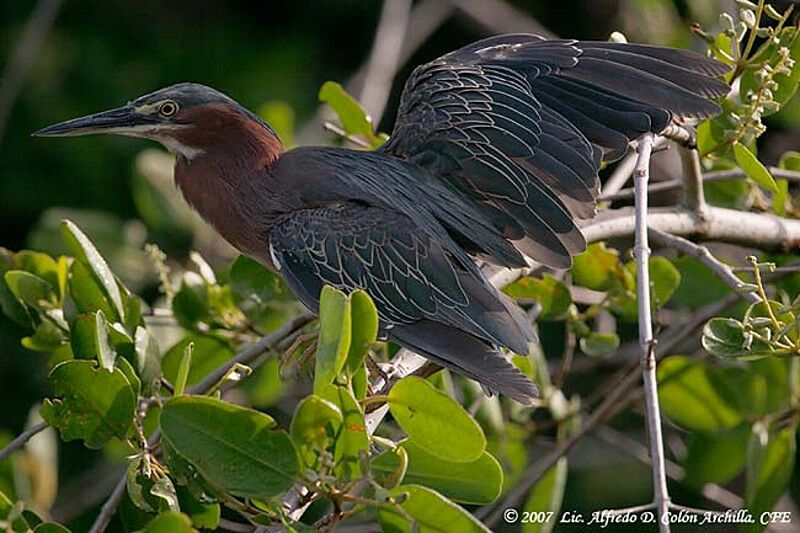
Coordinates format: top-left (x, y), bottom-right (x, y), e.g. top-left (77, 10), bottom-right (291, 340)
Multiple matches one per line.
top-left (649, 228), bottom-right (760, 305)
top-left (599, 166), bottom-right (800, 202)
top-left (582, 205), bottom-right (800, 249)
top-left (633, 133), bottom-right (671, 532)
top-left (0, 421), bottom-right (48, 462)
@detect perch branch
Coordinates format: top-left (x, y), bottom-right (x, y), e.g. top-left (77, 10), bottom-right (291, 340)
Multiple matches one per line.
top-left (649, 228), bottom-right (760, 305)
top-left (632, 132), bottom-right (671, 532)
top-left (0, 421), bottom-right (48, 462)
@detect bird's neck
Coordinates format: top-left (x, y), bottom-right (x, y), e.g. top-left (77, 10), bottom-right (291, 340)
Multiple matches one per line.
top-left (172, 109), bottom-right (284, 263)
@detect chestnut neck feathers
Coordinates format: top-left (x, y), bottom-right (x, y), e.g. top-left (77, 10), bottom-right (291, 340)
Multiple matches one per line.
top-left (172, 103), bottom-right (284, 264)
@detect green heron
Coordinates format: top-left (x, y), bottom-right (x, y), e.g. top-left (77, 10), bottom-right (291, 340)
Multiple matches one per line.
top-left (34, 34), bottom-right (728, 404)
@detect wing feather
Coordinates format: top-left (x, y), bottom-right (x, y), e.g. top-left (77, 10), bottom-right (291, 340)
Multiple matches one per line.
top-left (383, 33), bottom-right (729, 268)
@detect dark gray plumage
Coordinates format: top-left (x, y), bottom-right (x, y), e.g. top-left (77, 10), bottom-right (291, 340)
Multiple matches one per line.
top-left (34, 34), bottom-right (730, 404)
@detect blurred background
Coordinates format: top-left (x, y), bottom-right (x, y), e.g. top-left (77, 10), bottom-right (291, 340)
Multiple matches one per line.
top-left (2, 1), bottom-right (799, 530)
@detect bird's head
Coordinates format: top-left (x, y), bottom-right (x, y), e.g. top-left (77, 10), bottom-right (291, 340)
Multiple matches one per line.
top-left (33, 83), bottom-right (279, 162)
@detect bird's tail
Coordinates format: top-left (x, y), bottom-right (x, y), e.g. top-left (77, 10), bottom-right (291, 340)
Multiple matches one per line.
top-left (390, 319), bottom-right (538, 405)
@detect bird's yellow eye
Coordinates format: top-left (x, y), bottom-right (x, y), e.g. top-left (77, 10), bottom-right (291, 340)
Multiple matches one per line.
top-left (159, 100), bottom-right (179, 117)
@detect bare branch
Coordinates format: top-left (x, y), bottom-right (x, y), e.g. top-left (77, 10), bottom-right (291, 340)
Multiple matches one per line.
top-left (358, 0), bottom-right (413, 123)
top-left (649, 228), bottom-right (760, 305)
top-left (582, 205), bottom-right (800, 249)
top-left (0, 421), bottom-right (48, 462)
top-left (600, 166), bottom-right (800, 202)
top-left (450, 0), bottom-right (555, 37)
top-left (632, 132), bottom-right (670, 532)
top-left (679, 148), bottom-right (707, 215)
top-left (0, 0), bottom-right (63, 142)
top-left (188, 312), bottom-right (313, 395)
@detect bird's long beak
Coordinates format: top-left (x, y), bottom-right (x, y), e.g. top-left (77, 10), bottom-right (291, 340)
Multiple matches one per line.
top-left (32, 105), bottom-right (156, 137)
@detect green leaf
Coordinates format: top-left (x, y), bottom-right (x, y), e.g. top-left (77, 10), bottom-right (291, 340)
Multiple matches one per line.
top-left (657, 356), bottom-right (743, 432)
top-left (142, 512), bottom-right (196, 533)
top-left (33, 524), bottom-right (72, 533)
top-left (743, 423), bottom-right (796, 533)
top-left (318, 384), bottom-right (369, 479)
top-left (21, 320), bottom-right (64, 353)
top-left (60, 219), bottom-right (125, 320)
top-left (162, 335), bottom-right (233, 387)
top-left (70, 314), bottom-right (99, 359)
top-left (379, 485), bottom-right (490, 533)
top-left (40, 360), bottom-right (136, 448)
top-left (258, 100), bottom-right (295, 147)
top-left (683, 425), bottom-right (749, 489)
top-left (372, 440), bottom-right (503, 504)
top-left (319, 81), bottom-right (383, 146)
top-left (579, 332), bottom-right (620, 357)
top-left (133, 326), bottom-right (162, 395)
top-left (12, 251), bottom-right (62, 295)
top-left (523, 457), bottom-right (568, 533)
top-left (228, 254), bottom-right (290, 303)
top-left (290, 395), bottom-right (343, 467)
top-left (388, 376), bottom-right (486, 462)
top-left (734, 143), bottom-right (779, 192)
top-left (648, 256), bottom-right (682, 307)
top-left (371, 445), bottom-right (408, 489)
top-left (773, 178), bottom-right (789, 216)
top-left (116, 357), bottom-right (141, 398)
top-left (173, 342), bottom-right (193, 396)
top-left (314, 286), bottom-right (352, 392)
top-left (0, 254), bottom-right (31, 326)
top-left (612, 257), bottom-right (681, 320)
top-left (94, 310), bottom-right (115, 371)
top-left (344, 290), bottom-right (378, 377)
top-left (503, 275), bottom-right (571, 320)
top-left (779, 150), bottom-right (800, 171)
top-left (68, 260), bottom-right (117, 320)
top-left (4, 271), bottom-right (57, 309)
top-left (702, 317), bottom-right (772, 360)
top-left (176, 485), bottom-right (220, 530)
top-left (571, 243), bottom-right (621, 291)
top-left (160, 396), bottom-right (298, 499)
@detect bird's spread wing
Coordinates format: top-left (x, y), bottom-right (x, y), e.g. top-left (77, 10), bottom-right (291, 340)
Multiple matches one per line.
top-left (269, 202), bottom-right (537, 403)
top-left (382, 34), bottom-right (729, 268)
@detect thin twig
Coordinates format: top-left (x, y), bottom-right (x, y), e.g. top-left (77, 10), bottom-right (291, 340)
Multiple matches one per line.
top-left (0, 0), bottom-right (63, 142)
top-left (322, 121), bottom-right (372, 149)
top-left (0, 421), bottom-right (48, 462)
top-left (599, 166), bottom-right (800, 202)
top-left (633, 132), bottom-right (671, 532)
top-left (481, 381), bottom-right (643, 525)
top-left (88, 430), bottom-right (160, 533)
top-left (450, 0), bottom-right (556, 37)
top-left (188, 313), bottom-right (313, 395)
top-left (649, 228), bottom-right (760, 305)
top-left (679, 147), bottom-right (707, 215)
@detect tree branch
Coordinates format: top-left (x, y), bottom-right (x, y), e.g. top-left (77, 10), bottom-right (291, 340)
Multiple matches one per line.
top-left (599, 166), bottom-right (800, 202)
top-left (357, 0), bottom-right (413, 124)
top-left (0, 421), bottom-right (48, 462)
top-left (633, 133), bottom-right (671, 532)
top-left (679, 147), bottom-right (707, 216)
top-left (0, 0), bottom-right (63, 143)
top-left (582, 205), bottom-right (800, 249)
top-left (649, 228), bottom-right (760, 305)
